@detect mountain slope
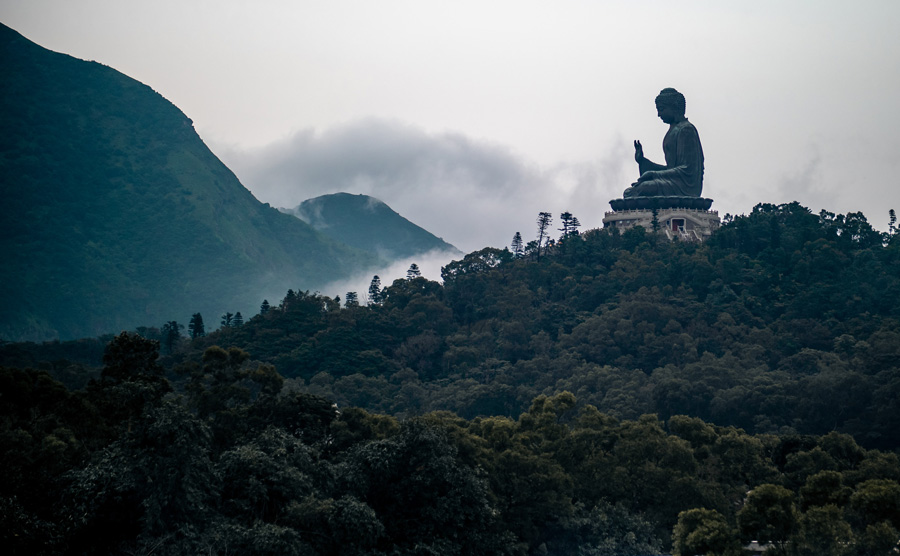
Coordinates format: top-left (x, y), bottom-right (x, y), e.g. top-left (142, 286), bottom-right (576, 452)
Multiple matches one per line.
top-left (0, 23), bottom-right (378, 341)
top-left (283, 193), bottom-right (460, 260)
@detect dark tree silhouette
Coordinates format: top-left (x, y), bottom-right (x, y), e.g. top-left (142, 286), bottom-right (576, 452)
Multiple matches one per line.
top-left (161, 321), bottom-right (183, 354)
top-left (536, 212), bottom-right (552, 258)
top-left (283, 289), bottom-right (297, 310)
top-left (345, 291), bottom-right (359, 307)
top-left (511, 232), bottom-right (524, 258)
top-left (220, 312), bottom-right (233, 328)
top-left (407, 264), bottom-right (422, 279)
top-left (232, 312), bottom-right (244, 327)
top-left (188, 313), bottom-right (205, 339)
top-left (558, 212), bottom-right (581, 239)
top-left (259, 300), bottom-right (270, 315)
top-left (368, 275), bottom-right (383, 305)
top-left (102, 331), bottom-right (165, 383)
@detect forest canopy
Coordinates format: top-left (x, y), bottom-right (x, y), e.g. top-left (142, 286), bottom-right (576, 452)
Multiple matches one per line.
top-left (2, 202), bottom-right (899, 554)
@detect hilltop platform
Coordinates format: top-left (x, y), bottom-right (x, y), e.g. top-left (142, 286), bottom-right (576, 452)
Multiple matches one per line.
top-left (602, 198), bottom-right (720, 242)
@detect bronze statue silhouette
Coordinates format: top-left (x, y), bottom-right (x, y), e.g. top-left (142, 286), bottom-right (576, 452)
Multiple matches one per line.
top-left (624, 88), bottom-right (704, 198)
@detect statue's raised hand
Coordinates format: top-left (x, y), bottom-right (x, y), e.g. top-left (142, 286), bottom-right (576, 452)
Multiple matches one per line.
top-left (634, 140), bottom-right (644, 163)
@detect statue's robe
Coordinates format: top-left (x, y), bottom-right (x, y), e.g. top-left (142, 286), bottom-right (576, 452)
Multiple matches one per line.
top-left (625, 119), bottom-right (704, 198)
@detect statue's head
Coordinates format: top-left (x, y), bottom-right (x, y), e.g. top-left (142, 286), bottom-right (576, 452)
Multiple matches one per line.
top-left (655, 88), bottom-right (686, 123)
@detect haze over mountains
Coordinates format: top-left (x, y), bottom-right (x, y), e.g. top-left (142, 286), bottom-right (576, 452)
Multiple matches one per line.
top-left (0, 23), bottom-right (451, 342)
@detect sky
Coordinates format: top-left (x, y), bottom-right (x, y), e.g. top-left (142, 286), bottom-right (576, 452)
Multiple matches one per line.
top-left (4, 0), bottom-right (900, 261)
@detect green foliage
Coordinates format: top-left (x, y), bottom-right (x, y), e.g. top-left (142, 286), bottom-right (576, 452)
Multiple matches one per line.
top-left (101, 331), bottom-right (164, 383)
top-left (672, 508), bottom-right (740, 556)
top-left (738, 484), bottom-right (797, 553)
top-left (848, 479), bottom-right (900, 530)
top-left (5, 187), bottom-right (900, 553)
top-left (136, 202), bottom-right (900, 455)
top-left (2, 332), bottom-right (900, 555)
top-left (794, 504), bottom-right (855, 556)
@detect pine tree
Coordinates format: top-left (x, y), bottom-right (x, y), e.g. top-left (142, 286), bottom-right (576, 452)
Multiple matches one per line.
top-left (558, 212), bottom-right (581, 239)
top-left (283, 289), bottom-right (297, 310)
top-left (188, 313), bottom-right (205, 339)
top-left (368, 275), bottom-right (383, 305)
top-left (161, 320), bottom-right (183, 354)
top-left (407, 264), bottom-right (422, 279)
top-left (259, 300), bottom-right (270, 315)
top-left (220, 312), bottom-right (233, 328)
top-left (536, 212), bottom-right (552, 258)
top-left (232, 312), bottom-right (244, 327)
top-left (345, 291), bottom-right (359, 307)
top-left (511, 232), bottom-right (524, 258)
top-left (889, 209), bottom-right (897, 236)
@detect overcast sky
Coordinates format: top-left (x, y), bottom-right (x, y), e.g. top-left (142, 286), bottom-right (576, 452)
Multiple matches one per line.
top-left (4, 0), bottom-right (900, 256)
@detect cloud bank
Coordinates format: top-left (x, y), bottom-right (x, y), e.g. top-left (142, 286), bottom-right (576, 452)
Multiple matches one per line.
top-left (214, 117), bottom-right (897, 258)
top-left (214, 119), bottom-right (629, 253)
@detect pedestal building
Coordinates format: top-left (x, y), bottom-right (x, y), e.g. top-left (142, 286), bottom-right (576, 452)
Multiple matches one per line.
top-left (601, 197), bottom-right (721, 242)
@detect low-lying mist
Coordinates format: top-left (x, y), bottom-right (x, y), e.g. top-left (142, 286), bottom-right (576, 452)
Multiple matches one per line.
top-left (315, 247), bottom-right (461, 304)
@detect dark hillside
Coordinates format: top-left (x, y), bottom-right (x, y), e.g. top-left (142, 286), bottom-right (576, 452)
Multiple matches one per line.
top-left (2, 203), bottom-right (900, 554)
top-left (0, 23), bottom-right (377, 341)
top-left (184, 202), bottom-right (900, 450)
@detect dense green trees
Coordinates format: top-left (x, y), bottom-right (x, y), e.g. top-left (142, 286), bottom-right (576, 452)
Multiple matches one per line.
top-left (2, 201), bottom-right (900, 553)
top-left (3, 348), bottom-right (898, 554)
top-left (738, 484), bottom-right (797, 554)
top-left (143, 202), bottom-right (900, 453)
top-left (672, 508), bottom-right (740, 556)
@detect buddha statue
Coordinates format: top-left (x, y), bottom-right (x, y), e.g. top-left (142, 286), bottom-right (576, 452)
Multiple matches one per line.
top-left (623, 88), bottom-right (704, 199)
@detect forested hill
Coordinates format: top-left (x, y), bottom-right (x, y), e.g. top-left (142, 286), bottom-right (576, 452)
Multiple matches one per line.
top-left (283, 192), bottom-right (460, 259)
top-left (4, 202), bottom-right (900, 554)
top-left (182, 202), bottom-right (900, 450)
top-left (0, 23), bottom-right (377, 342)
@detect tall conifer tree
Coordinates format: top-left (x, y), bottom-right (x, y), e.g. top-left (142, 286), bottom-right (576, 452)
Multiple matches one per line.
top-left (536, 212), bottom-right (552, 258)
top-left (511, 232), bottom-right (524, 258)
top-left (188, 313), bottom-right (205, 339)
top-left (368, 275), bottom-right (383, 305)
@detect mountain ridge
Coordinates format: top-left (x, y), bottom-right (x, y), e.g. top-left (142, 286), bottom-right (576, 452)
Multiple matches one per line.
top-left (0, 22), bottom-right (378, 341)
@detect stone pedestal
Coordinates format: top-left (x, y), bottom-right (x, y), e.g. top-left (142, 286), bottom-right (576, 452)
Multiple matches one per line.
top-left (602, 197), bottom-right (720, 241)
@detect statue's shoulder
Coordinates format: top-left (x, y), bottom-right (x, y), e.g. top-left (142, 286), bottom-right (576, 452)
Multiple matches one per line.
top-left (675, 119), bottom-right (700, 138)
top-left (677, 119), bottom-right (697, 131)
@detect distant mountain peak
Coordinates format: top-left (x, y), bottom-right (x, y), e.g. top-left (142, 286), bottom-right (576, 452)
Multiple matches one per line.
top-left (282, 192), bottom-right (460, 261)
